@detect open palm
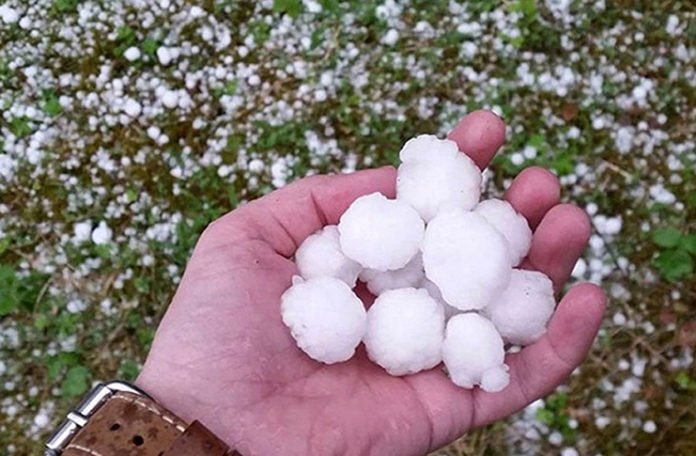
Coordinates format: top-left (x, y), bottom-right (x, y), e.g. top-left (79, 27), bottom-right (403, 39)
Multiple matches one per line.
top-left (137, 111), bottom-right (606, 456)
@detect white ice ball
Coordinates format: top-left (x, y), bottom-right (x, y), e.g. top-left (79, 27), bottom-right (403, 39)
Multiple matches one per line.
top-left (281, 277), bottom-right (366, 364)
top-left (296, 225), bottom-right (362, 287)
top-left (484, 269), bottom-right (555, 345)
top-left (339, 192), bottom-right (425, 271)
top-left (422, 210), bottom-right (512, 310)
top-left (475, 199), bottom-right (532, 266)
top-left (360, 253), bottom-right (424, 295)
top-left (396, 135), bottom-right (482, 221)
top-left (123, 46), bottom-right (141, 62)
top-left (0, 5), bottom-right (19, 24)
top-left (442, 313), bottom-right (510, 392)
top-left (363, 288), bottom-right (445, 375)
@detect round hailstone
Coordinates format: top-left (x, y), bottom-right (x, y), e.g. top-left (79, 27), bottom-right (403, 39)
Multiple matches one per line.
top-left (295, 225), bottom-right (362, 287)
top-left (484, 269), bottom-right (555, 345)
top-left (396, 135), bottom-right (482, 222)
top-left (421, 279), bottom-right (461, 320)
top-left (122, 98), bottom-right (142, 117)
top-left (157, 47), bottom-right (174, 65)
top-left (338, 192), bottom-right (425, 271)
top-left (442, 313), bottom-right (510, 392)
top-left (91, 221), bottom-right (112, 245)
top-left (363, 288), bottom-right (445, 375)
top-left (360, 253), bottom-right (424, 296)
top-left (422, 210), bottom-right (512, 310)
top-left (123, 46), bottom-right (141, 61)
top-left (0, 5), bottom-right (19, 24)
top-left (161, 90), bottom-right (179, 109)
top-left (474, 199), bottom-right (532, 266)
top-left (281, 277), bottom-right (366, 364)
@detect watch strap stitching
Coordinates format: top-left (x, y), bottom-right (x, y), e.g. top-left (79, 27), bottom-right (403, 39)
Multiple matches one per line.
top-left (112, 394), bottom-right (187, 432)
top-left (162, 420), bottom-right (233, 456)
top-left (62, 443), bottom-right (106, 456)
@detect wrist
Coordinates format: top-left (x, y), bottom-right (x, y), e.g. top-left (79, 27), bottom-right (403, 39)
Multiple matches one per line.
top-left (135, 366), bottom-right (197, 425)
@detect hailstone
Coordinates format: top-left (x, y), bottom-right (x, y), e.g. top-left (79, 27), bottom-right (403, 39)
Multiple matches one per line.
top-left (338, 192), bottom-right (424, 271)
top-left (474, 199), bottom-right (532, 266)
top-left (484, 269), bottom-right (555, 345)
top-left (296, 225), bottom-right (362, 286)
top-left (396, 135), bottom-right (482, 221)
top-left (281, 276), bottom-right (366, 364)
top-left (363, 288), bottom-right (445, 375)
top-left (422, 209), bottom-right (512, 310)
top-left (442, 313), bottom-right (510, 392)
top-left (360, 253), bottom-right (424, 296)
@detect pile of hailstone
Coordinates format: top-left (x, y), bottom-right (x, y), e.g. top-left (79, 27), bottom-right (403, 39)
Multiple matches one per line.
top-left (281, 135), bottom-right (556, 392)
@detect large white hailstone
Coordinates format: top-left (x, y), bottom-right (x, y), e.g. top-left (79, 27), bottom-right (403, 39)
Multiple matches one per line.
top-left (364, 288), bottom-right (445, 375)
top-left (161, 90), bottom-right (179, 109)
top-left (421, 279), bottom-right (461, 320)
top-left (396, 135), bottom-right (482, 221)
top-left (122, 98), bottom-right (142, 117)
top-left (442, 313), bottom-right (510, 392)
top-left (123, 46), bottom-right (141, 61)
top-left (91, 221), bottom-right (113, 245)
top-left (484, 269), bottom-right (555, 345)
top-left (338, 193), bottom-right (425, 271)
top-left (281, 277), bottom-right (366, 364)
top-left (157, 47), bottom-right (174, 65)
top-left (474, 199), bottom-right (532, 266)
top-left (422, 210), bottom-right (512, 310)
top-left (295, 225), bottom-right (362, 287)
top-left (0, 5), bottom-right (19, 24)
top-left (360, 253), bottom-right (424, 295)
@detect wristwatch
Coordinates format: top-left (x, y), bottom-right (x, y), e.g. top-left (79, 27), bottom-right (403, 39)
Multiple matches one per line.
top-left (45, 380), bottom-right (241, 456)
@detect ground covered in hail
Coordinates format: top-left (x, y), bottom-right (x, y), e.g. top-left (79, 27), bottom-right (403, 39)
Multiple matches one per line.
top-left (0, 1), bottom-right (695, 454)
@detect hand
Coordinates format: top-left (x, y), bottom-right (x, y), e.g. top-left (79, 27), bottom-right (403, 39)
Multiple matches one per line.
top-left (137, 110), bottom-right (606, 456)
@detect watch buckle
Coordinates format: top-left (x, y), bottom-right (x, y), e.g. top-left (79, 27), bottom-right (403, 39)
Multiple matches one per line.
top-left (44, 381), bottom-right (150, 456)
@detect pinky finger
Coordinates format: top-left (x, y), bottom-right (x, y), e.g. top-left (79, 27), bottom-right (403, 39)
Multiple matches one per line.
top-left (469, 283), bottom-right (606, 428)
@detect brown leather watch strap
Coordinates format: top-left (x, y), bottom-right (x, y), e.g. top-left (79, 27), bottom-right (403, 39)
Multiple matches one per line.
top-left (163, 420), bottom-right (241, 456)
top-left (61, 391), bottom-right (238, 456)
